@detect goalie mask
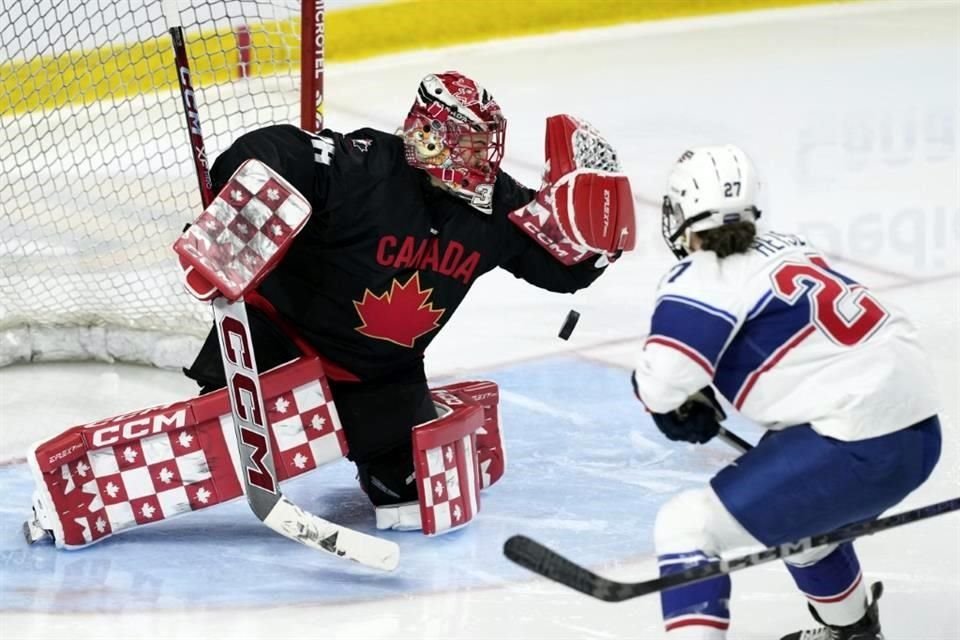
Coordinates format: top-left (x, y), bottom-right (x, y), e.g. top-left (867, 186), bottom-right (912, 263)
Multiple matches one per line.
top-left (402, 72), bottom-right (506, 214)
top-left (662, 145), bottom-right (762, 259)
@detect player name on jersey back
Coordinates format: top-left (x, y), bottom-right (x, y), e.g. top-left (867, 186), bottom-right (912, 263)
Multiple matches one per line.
top-left (749, 230), bottom-right (809, 257)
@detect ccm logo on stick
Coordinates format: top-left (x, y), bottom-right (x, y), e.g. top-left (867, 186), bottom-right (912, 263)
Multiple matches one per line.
top-left (220, 315), bottom-right (278, 494)
top-left (178, 66), bottom-right (202, 136)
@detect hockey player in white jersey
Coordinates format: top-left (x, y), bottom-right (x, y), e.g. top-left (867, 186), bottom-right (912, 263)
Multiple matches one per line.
top-left (631, 145), bottom-right (942, 639)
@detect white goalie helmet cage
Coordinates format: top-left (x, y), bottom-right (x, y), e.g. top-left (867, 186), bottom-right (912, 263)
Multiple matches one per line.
top-left (661, 144), bottom-right (762, 258)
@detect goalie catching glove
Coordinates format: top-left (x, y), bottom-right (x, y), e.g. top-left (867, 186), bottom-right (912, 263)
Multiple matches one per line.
top-left (509, 114), bottom-right (636, 265)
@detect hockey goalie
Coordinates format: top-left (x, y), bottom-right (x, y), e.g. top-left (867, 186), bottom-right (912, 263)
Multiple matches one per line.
top-left (24, 71), bottom-right (635, 560)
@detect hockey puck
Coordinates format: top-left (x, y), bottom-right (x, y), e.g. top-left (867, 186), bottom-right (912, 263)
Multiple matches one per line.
top-left (558, 310), bottom-right (580, 341)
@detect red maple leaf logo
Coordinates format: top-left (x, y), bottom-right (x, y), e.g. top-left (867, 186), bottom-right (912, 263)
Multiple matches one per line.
top-left (354, 273), bottom-right (445, 348)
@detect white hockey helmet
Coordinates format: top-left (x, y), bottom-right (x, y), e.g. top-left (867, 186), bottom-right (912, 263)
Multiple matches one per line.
top-left (661, 145), bottom-right (762, 258)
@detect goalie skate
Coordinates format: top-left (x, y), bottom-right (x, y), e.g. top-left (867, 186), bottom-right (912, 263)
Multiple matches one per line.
top-left (23, 514), bottom-right (51, 544)
top-left (22, 494), bottom-right (54, 544)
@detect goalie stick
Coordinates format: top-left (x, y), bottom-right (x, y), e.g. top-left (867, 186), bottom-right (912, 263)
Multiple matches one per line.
top-left (211, 298), bottom-right (398, 570)
top-left (165, 1), bottom-right (398, 571)
top-left (504, 496), bottom-right (960, 602)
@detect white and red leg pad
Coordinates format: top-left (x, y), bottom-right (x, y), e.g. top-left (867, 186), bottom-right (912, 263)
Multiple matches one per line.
top-left (173, 159), bottom-right (312, 302)
top-left (414, 389), bottom-right (484, 535)
top-left (26, 357), bottom-right (347, 549)
top-left (433, 380), bottom-right (504, 489)
top-left (375, 384), bottom-right (489, 536)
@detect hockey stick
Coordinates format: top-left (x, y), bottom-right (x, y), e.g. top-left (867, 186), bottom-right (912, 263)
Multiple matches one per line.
top-left (166, 11), bottom-right (214, 207)
top-left (165, 1), bottom-right (398, 570)
top-left (212, 298), bottom-right (398, 570)
top-left (717, 426), bottom-right (752, 453)
top-left (504, 496), bottom-right (960, 602)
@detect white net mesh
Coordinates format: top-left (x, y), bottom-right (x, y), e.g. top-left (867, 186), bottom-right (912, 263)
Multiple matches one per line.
top-left (1, 0), bottom-right (310, 368)
top-left (573, 118), bottom-right (622, 173)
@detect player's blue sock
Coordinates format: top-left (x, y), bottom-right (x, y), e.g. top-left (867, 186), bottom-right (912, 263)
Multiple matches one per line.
top-left (785, 542), bottom-right (868, 626)
top-left (659, 551), bottom-right (729, 637)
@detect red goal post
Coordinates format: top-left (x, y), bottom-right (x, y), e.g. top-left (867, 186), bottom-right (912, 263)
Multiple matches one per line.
top-left (0, 0), bottom-right (324, 369)
top-left (300, 0), bottom-right (325, 134)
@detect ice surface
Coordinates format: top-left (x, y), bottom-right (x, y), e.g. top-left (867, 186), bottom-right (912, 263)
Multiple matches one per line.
top-left (1, 2), bottom-right (957, 638)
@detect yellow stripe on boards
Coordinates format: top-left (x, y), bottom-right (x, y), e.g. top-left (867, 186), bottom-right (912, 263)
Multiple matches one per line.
top-left (1, 0), bottom-right (851, 115)
top-left (0, 20), bottom-right (300, 116)
top-left (325, 0), bottom-right (850, 62)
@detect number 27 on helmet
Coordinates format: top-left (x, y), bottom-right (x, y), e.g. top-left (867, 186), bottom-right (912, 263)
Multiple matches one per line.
top-left (661, 144), bottom-right (762, 259)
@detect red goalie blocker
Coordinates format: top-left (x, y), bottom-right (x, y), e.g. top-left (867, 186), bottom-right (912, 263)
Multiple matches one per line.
top-left (173, 159), bottom-right (312, 302)
top-left (25, 357), bottom-right (347, 549)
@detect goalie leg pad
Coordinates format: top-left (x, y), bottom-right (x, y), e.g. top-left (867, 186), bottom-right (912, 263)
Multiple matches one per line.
top-left (432, 380), bottom-right (504, 489)
top-left (26, 357), bottom-right (346, 549)
top-left (375, 385), bottom-right (485, 535)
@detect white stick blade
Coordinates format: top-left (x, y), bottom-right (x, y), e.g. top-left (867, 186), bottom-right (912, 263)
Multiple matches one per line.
top-left (264, 498), bottom-right (400, 571)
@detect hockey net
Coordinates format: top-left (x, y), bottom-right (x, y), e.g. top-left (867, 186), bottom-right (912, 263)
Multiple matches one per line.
top-left (0, 0), bottom-right (323, 368)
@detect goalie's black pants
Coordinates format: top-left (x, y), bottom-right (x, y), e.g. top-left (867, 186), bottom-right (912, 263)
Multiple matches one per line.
top-left (184, 306), bottom-right (438, 507)
top-left (331, 378), bottom-right (437, 506)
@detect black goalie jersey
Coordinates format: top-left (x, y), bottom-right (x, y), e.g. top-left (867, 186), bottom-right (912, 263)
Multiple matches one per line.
top-left (185, 124), bottom-right (604, 387)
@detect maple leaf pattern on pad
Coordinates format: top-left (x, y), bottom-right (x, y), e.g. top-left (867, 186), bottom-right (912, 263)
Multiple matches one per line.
top-left (293, 452), bottom-right (309, 469)
top-left (354, 273), bottom-right (445, 348)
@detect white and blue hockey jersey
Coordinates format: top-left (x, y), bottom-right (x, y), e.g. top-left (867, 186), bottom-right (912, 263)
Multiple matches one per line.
top-left (632, 231), bottom-right (939, 441)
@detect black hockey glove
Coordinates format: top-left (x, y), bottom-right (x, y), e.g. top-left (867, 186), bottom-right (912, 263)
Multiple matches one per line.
top-left (651, 387), bottom-right (726, 444)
